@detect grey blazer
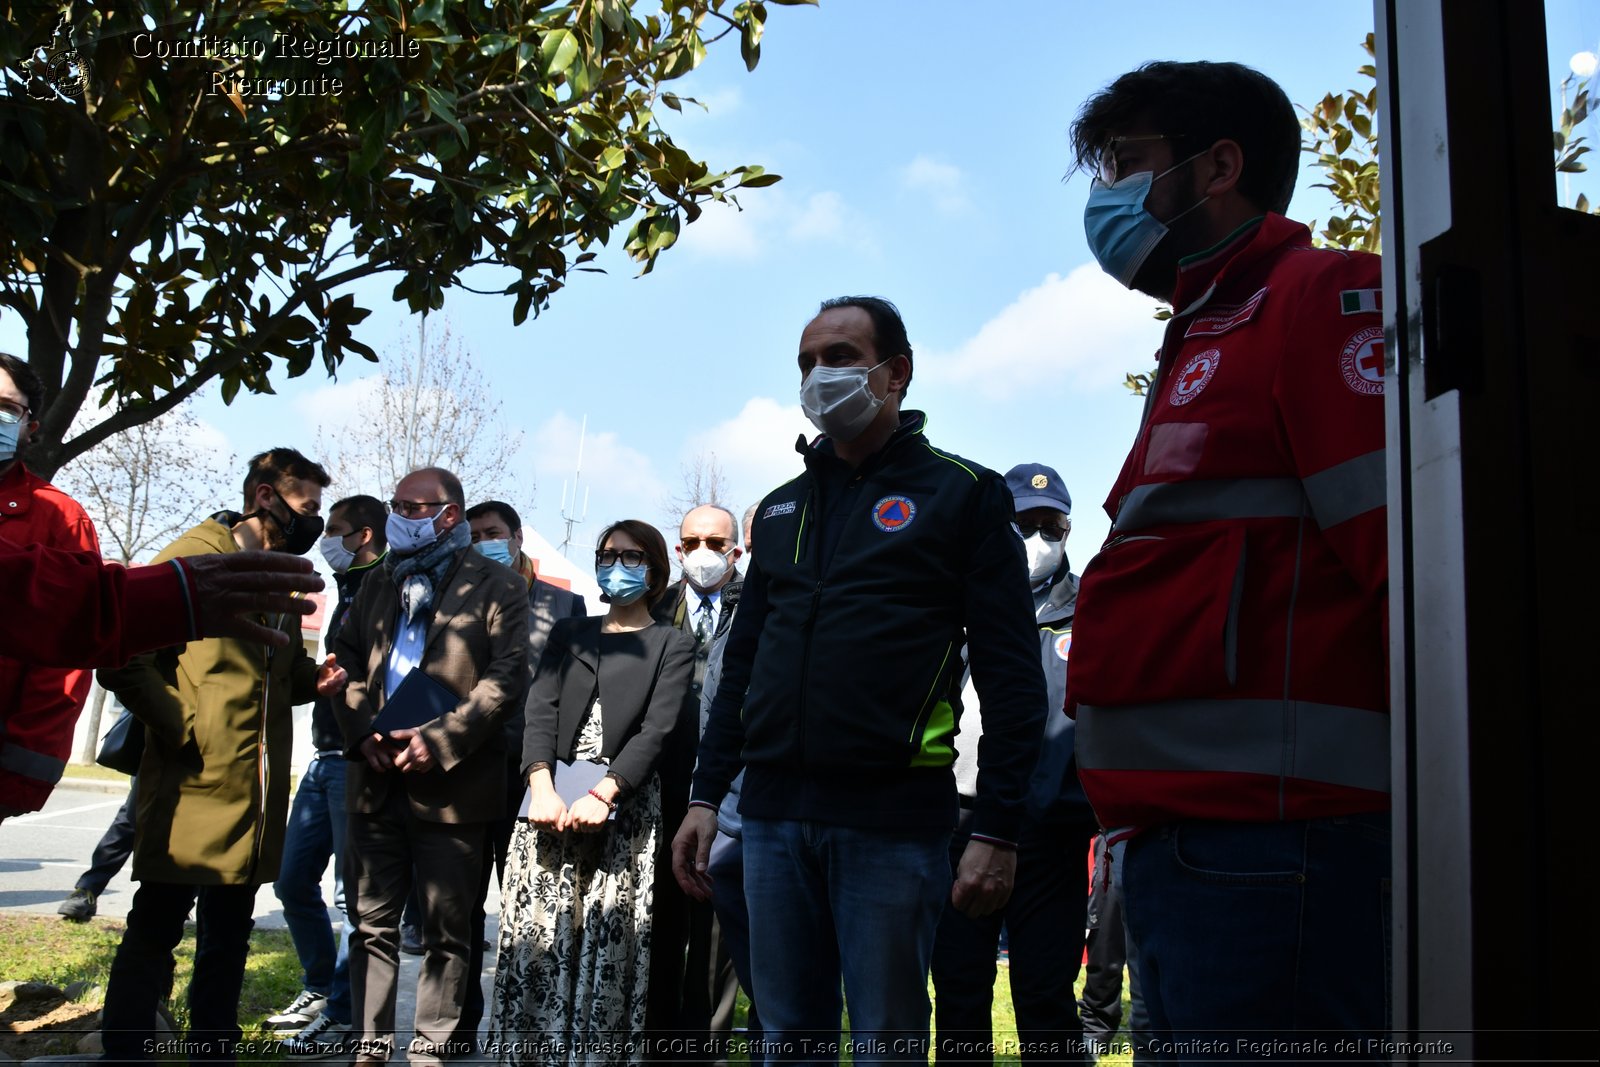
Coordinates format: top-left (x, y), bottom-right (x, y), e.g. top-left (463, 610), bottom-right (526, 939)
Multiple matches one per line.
top-left (521, 616), bottom-right (696, 791)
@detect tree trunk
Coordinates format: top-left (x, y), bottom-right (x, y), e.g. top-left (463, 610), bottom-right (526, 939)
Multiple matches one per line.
top-left (76, 684), bottom-right (109, 765)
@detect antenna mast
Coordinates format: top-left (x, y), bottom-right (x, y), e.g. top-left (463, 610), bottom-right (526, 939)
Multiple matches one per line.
top-left (558, 415), bottom-right (590, 558)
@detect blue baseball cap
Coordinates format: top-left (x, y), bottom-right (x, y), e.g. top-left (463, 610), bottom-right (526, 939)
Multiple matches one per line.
top-left (1005, 463), bottom-right (1072, 516)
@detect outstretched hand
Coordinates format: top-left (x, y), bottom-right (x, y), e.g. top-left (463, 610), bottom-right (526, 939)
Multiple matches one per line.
top-left (187, 551), bottom-right (324, 647)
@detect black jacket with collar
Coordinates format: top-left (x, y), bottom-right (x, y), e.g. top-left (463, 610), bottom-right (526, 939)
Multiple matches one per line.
top-left (521, 614), bottom-right (697, 792)
top-left (310, 552), bottom-right (386, 753)
top-left (690, 411), bottom-right (1048, 842)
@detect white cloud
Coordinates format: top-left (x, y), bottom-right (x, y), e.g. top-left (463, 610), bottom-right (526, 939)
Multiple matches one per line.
top-left (296, 374), bottom-right (387, 435)
top-left (680, 188), bottom-right (873, 261)
top-left (682, 396), bottom-right (814, 509)
top-left (679, 196), bottom-right (767, 260)
top-left (900, 155), bottom-right (970, 216)
top-left (921, 266), bottom-right (1167, 398)
top-left (529, 411), bottom-right (669, 530)
top-left (787, 191), bottom-right (845, 243)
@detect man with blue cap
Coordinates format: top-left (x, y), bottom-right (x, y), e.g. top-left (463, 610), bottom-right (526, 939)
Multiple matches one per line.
top-left (931, 462), bottom-right (1100, 1065)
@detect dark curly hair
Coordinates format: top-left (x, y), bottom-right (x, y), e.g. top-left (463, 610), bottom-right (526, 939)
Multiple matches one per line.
top-left (1069, 61), bottom-right (1300, 215)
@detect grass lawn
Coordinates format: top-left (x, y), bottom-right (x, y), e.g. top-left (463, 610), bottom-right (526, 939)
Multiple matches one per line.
top-left (1, 908), bottom-right (1136, 1065)
top-left (0, 912), bottom-right (302, 1062)
top-left (60, 761), bottom-right (133, 782)
top-left (724, 965), bottom-right (1136, 1066)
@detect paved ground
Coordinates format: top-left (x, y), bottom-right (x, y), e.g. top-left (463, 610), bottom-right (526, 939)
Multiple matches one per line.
top-left (1, 778), bottom-right (503, 1063)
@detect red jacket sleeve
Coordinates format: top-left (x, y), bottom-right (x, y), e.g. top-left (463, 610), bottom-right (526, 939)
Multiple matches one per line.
top-left (0, 545), bottom-right (193, 667)
top-left (1273, 252), bottom-right (1388, 603)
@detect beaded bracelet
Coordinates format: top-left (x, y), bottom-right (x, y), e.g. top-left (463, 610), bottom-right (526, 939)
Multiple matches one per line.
top-left (587, 788), bottom-right (617, 811)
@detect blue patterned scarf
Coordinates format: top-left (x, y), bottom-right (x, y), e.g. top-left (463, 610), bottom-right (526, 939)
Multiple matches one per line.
top-left (389, 521), bottom-right (472, 622)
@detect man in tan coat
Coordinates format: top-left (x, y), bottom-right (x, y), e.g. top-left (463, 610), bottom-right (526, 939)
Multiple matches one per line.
top-left (97, 446), bottom-right (337, 1063)
top-left (326, 466), bottom-right (528, 1065)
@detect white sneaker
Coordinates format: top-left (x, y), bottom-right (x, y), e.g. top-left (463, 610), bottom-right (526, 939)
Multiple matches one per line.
top-left (284, 1013), bottom-right (352, 1059)
top-left (266, 989), bottom-right (328, 1032)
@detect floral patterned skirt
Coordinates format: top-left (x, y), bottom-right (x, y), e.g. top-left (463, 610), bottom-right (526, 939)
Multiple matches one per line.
top-left (490, 772), bottom-right (660, 1066)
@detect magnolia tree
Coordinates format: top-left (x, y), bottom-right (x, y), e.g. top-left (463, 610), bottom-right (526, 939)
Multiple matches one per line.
top-left (0, 0), bottom-right (809, 479)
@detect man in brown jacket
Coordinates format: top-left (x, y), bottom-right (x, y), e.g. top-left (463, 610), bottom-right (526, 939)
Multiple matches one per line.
top-left (326, 466), bottom-right (528, 1065)
top-left (97, 447), bottom-right (337, 1063)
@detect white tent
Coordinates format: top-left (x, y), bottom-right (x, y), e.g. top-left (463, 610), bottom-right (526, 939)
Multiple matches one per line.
top-left (521, 525), bottom-right (602, 610)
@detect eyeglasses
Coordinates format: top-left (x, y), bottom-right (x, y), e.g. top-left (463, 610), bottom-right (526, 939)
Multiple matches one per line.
top-left (1095, 133), bottom-right (1174, 185)
top-left (596, 548), bottom-right (648, 568)
top-left (0, 403), bottom-right (29, 424)
top-left (1015, 522), bottom-right (1068, 543)
top-left (387, 499), bottom-right (449, 517)
top-left (681, 536), bottom-right (733, 553)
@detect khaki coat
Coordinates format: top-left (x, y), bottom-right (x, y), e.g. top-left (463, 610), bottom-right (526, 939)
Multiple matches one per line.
top-left (98, 518), bottom-right (317, 884)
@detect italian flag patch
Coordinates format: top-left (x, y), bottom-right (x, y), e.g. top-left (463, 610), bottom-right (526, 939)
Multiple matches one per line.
top-left (1340, 288), bottom-right (1382, 315)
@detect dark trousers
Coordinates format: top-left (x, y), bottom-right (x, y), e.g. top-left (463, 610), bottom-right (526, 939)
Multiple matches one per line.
top-left (1079, 833), bottom-right (1127, 1046)
top-left (346, 789), bottom-right (488, 1065)
top-left (458, 811), bottom-right (512, 1041)
top-left (78, 777), bottom-right (138, 895)
top-left (708, 831), bottom-right (764, 1066)
top-left (931, 809), bottom-right (1098, 1065)
top-left (101, 880), bottom-right (259, 1063)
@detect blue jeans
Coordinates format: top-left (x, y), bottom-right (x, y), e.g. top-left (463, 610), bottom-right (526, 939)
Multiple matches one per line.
top-left (273, 755), bottom-right (352, 1024)
top-left (1122, 815), bottom-right (1391, 1063)
top-left (744, 817), bottom-right (951, 1067)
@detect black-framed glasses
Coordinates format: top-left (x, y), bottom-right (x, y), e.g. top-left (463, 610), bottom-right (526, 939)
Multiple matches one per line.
top-left (596, 548), bottom-right (648, 568)
top-left (387, 499), bottom-right (449, 517)
top-left (0, 403), bottom-right (29, 425)
top-left (1096, 133), bottom-right (1174, 185)
top-left (1014, 522), bottom-right (1067, 543)
top-left (681, 536), bottom-right (733, 553)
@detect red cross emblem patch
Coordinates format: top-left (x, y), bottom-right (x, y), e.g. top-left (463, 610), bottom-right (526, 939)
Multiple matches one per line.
top-left (1169, 349), bottom-right (1221, 406)
top-left (1340, 326), bottom-right (1385, 395)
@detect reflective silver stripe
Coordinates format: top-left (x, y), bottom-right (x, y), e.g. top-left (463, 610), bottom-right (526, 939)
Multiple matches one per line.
top-left (1302, 449), bottom-right (1386, 529)
top-left (1077, 699), bottom-right (1389, 794)
top-left (1113, 477), bottom-right (1305, 532)
top-left (0, 743), bottom-right (67, 785)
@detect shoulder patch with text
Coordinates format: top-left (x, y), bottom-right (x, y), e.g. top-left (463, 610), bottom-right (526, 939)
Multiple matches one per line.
top-left (1339, 326), bottom-right (1385, 395)
top-left (763, 501), bottom-right (797, 519)
top-left (1169, 348), bottom-right (1222, 406)
top-left (1184, 287), bottom-right (1268, 338)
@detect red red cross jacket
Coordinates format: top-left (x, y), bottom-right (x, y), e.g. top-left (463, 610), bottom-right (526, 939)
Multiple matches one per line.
top-left (0, 463), bottom-right (100, 813)
top-left (1067, 214), bottom-right (1389, 827)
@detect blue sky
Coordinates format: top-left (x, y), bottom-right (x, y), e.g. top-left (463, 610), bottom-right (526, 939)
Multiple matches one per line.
top-left (10, 0), bottom-right (1600, 589)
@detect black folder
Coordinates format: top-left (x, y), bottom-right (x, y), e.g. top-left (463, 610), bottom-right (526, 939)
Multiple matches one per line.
top-left (370, 669), bottom-right (459, 735)
top-left (517, 760), bottom-right (617, 821)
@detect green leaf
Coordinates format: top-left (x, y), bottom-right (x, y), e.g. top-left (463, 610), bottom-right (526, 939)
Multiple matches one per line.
top-left (541, 29), bottom-right (579, 76)
top-left (421, 86), bottom-right (469, 147)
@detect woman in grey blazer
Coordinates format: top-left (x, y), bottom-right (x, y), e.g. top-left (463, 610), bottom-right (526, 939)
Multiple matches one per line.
top-left (491, 519), bottom-right (696, 1064)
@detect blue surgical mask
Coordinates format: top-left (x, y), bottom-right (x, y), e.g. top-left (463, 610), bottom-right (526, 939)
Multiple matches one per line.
top-left (385, 511), bottom-right (439, 557)
top-left (597, 562), bottom-right (650, 605)
top-left (0, 420), bottom-right (17, 464)
top-left (475, 538), bottom-right (513, 566)
top-left (1083, 152), bottom-right (1207, 288)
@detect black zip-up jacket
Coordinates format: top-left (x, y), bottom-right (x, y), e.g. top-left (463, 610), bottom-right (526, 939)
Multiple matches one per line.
top-left (690, 411), bottom-right (1047, 843)
top-left (310, 552), bottom-right (385, 753)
